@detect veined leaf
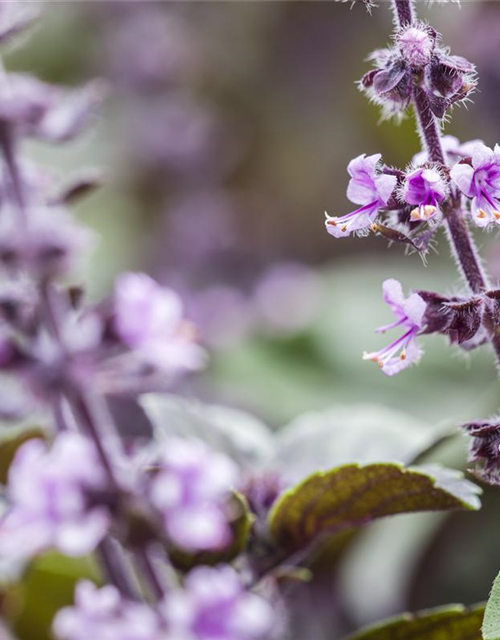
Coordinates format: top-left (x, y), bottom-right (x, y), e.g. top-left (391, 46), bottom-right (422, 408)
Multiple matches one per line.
top-left (346, 604), bottom-right (484, 640)
top-left (268, 463), bottom-right (481, 554)
top-left (483, 571), bottom-right (500, 640)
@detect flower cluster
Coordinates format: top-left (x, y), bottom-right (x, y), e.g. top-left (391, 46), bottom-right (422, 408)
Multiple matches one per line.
top-left (54, 567), bottom-right (274, 640)
top-left (0, 434), bottom-right (110, 573)
top-left (149, 438), bottom-right (238, 551)
top-left (361, 21), bottom-right (476, 119)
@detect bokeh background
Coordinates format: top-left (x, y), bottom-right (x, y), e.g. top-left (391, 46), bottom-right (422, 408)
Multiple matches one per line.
top-left (3, 1), bottom-right (500, 638)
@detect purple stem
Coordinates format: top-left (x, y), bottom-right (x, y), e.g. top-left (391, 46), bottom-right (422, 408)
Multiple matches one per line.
top-left (98, 537), bottom-right (139, 602)
top-left (393, 0), bottom-right (413, 27)
top-left (391, 0), bottom-right (500, 364)
top-left (135, 545), bottom-right (166, 600)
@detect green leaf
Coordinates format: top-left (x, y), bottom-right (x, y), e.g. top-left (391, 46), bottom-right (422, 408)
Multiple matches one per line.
top-left (346, 604), bottom-right (484, 640)
top-left (141, 394), bottom-right (274, 469)
top-left (275, 405), bottom-right (451, 484)
top-left (483, 571), bottom-right (500, 640)
top-left (169, 492), bottom-right (254, 571)
top-left (0, 423), bottom-right (47, 485)
top-left (268, 463), bottom-right (481, 554)
top-left (7, 553), bottom-right (99, 640)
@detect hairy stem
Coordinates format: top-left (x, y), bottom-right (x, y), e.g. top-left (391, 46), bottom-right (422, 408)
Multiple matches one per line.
top-left (391, 0), bottom-right (500, 363)
top-left (393, 0), bottom-right (413, 27)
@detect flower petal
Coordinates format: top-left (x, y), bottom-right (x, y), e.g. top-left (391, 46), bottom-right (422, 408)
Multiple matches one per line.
top-left (450, 163), bottom-right (475, 197)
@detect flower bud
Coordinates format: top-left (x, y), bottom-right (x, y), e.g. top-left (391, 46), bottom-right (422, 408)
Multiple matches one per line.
top-left (462, 419), bottom-right (500, 486)
top-left (397, 24), bottom-right (436, 69)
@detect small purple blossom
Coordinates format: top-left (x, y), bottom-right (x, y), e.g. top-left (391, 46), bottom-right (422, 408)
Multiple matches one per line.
top-left (149, 438), bottom-right (238, 551)
top-left (53, 580), bottom-right (162, 640)
top-left (0, 434), bottom-right (110, 571)
top-left (0, 74), bottom-right (102, 143)
top-left (163, 565), bottom-right (274, 640)
top-left (325, 153), bottom-right (396, 237)
top-left (403, 166), bottom-right (448, 222)
top-left (450, 142), bottom-right (500, 227)
top-left (363, 279), bottom-right (426, 376)
top-left (113, 272), bottom-right (206, 375)
top-left (0, 203), bottom-right (94, 277)
top-left (411, 135), bottom-right (483, 167)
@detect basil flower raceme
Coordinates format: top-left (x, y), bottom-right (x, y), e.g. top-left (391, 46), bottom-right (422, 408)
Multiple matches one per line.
top-left (450, 142), bottom-right (500, 227)
top-left (363, 279), bottom-right (426, 376)
top-left (402, 166), bottom-right (448, 222)
top-left (325, 153), bottom-right (397, 238)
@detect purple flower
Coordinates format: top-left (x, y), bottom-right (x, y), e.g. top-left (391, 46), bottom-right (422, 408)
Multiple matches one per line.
top-left (0, 74), bottom-right (102, 142)
top-left (113, 272), bottom-right (206, 375)
top-left (363, 279), bottom-right (426, 376)
top-left (149, 438), bottom-right (238, 552)
top-left (0, 434), bottom-right (110, 571)
top-left (53, 580), bottom-right (162, 640)
top-left (325, 153), bottom-right (397, 237)
top-left (163, 565), bottom-right (274, 640)
top-left (450, 142), bottom-right (500, 227)
top-left (0, 203), bottom-right (94, 277)
top-left (411, 135), bottom-right (483, 167)
top-left (402, 166), bottom-right (448, 221)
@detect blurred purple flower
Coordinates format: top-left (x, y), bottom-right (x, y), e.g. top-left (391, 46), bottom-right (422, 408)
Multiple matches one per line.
top-left (450, 142), bottom-right (500, 227)
top-left (0, 434), bottom-right (110, 570)
top-left (113, 272), bottom-right (206, 375)
top-left (254, 263), bottom-right (322, 336)
top-left (163, 565), bottom-right (274, 640)
top-left (104, 9), bottom-right (198, 90)
top-left (0, 74), bottom-right (102, 142)
top-left (325, 153), bottom-right (396, 237)
top-left (363, 279), bottom-right (426, 376)
top-left (53, 580), bottom-right (162, 640)
top-left (149, 438), bottom-right (238, 551)
top-left (0, 203), bottom-right (94, 277)
top-left (190, 285), bottom-right (255, 350)
top-left (403, 166), bottom-right (447, 222)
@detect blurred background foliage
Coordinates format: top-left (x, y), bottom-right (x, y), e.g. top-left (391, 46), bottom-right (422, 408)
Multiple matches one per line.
top-left (2, 1), bottom-right (500, 639)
